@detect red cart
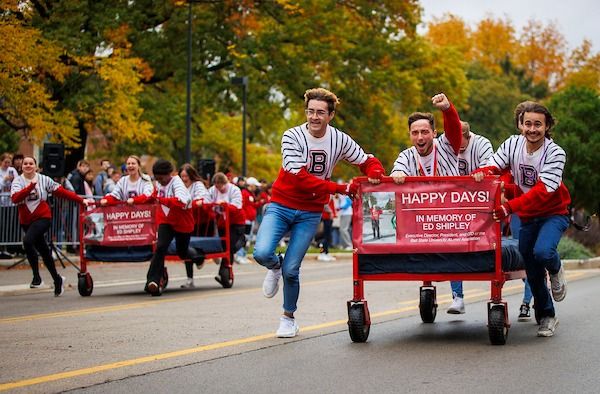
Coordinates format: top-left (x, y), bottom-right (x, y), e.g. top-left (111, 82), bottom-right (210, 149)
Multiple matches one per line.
top-left (77, 202), bottom-right (233, 296)
top-left (346, 176), bottom-right (526, 345)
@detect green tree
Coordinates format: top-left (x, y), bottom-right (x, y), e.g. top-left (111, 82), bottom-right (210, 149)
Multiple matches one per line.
top-left (461, 63), bottom-right (531, 148)
top-left (548, 85), bottom-right (600, 212)
top-left (1, 0), bottom-right (154, 164)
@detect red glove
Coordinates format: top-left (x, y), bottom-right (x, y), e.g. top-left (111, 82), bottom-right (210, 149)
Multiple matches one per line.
top-left (493, 204), bottom-right (511, 221)
top-left (334, 181), bottom-right (359, 198)
top-left (367, 168), bottom-right (384, 180)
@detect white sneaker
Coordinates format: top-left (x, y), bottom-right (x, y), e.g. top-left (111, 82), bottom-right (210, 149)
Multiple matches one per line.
top-left (550, 265), bottom-right (567, 302)
top-left (276, 316), bottom-right (299, 338)
top-left (447, 296), bottom-right (465, 314)
top-left (262, 267), bottom-right (282, 298)
top-left (236, 256), bottom-right (250, 265)
top-left (317, 253), bottom-right (336, 261)
top-left (54, 275), bottom-right (65, 297)
top-left (537, 316), bottom-right (559, 337)
top-left (180, 278), bottom-right (195, 288)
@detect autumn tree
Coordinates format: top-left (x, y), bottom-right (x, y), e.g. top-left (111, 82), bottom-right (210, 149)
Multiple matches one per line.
top-left (0, 0), bottom-right (154, 169)
top-left (516, 20), bottom-right (567, 89)
top-left (562, 40), bottom-right (600, 92)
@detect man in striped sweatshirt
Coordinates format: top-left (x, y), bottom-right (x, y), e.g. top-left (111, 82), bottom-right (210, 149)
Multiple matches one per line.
top-left (253, 87), bottom-right (385, 338)
top-left (390, 93), bottom-right (462, 182)
top-left (474, 102), bottom-right (571, 337)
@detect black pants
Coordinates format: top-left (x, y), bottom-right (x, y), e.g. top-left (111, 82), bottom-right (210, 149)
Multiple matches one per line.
top-left (229, 224), bottom-right (246, 263)
top-left (147, 224), bottom-right (191, 284)
top-left (21, 219), bottom-right (60, 282)
top-left (320, 219), bottom-right (333, 253)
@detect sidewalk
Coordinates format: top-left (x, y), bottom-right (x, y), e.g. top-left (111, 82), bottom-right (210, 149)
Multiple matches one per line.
top-left (1, 254), bottom-right (599, 297)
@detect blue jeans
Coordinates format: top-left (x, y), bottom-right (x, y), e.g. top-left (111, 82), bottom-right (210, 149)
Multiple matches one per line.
top-left (450, 281), bottom-right (463, 299)
top-left (253, 202), bottom-right (322, 314)
top-left (510, 215), bottom-right (533, 305)
top-left (522, 278), bottom-right (533, 304)
top-left (519, 215), bottom-right (569, 318)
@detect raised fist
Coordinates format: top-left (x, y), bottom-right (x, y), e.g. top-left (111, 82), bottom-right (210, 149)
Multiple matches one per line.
top-left (431, 93), bottom-right (450, 111)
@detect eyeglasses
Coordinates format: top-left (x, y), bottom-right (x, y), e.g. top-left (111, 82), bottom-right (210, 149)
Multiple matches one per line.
top-left (305, 109), bottom-right (330, 118)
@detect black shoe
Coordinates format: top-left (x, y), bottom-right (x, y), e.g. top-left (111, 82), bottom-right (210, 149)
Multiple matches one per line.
top-left (30, 277), bottom-right (44, 288)
top-left (192, 255), bottom-right (205, 269)
top-left (0, 251), bottom-right (14, 259)
top-left (518, 303), bottom-right (531, 322)
top-left (147, 281), bottom-right (162, 296)
top-left (54, 275), bottom-right (65, 297)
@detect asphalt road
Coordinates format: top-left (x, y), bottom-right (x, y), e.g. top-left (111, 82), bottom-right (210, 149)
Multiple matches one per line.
top-left (1, 260), bottom-right (599, 393)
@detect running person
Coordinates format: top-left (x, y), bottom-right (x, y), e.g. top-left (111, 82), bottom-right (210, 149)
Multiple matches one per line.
top-left (11, 156), bottom-right (89, 295)
top-left (146, 159), bottom-right (197, 296)
top-left (447, 121), bottom-right (494, 314)
top-left (253, 87), bottom-right (385, 338)
top-left (474, 101), bottom-right (570, 337)
top-left (207, 172), bottom-right (246, 287)
top-left (179, 163), bottom-right (209, 288)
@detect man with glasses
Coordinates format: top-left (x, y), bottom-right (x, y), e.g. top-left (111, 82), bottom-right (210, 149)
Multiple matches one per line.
top-left (254, 87), bottom-right (385, 338)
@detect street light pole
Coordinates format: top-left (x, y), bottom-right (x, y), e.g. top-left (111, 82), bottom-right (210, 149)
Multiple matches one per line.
top-left (185, 0), bottom-right (192, 163)
top-left (231, 76), bottom-right (248, 177)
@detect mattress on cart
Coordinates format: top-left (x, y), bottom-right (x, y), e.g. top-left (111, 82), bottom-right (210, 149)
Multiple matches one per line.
top-left (358, 237), bottom-right (524, 275)
top-left (85, 245), bottom-right (154, 262)
top-left (167, 236), bottom-right (223, 255)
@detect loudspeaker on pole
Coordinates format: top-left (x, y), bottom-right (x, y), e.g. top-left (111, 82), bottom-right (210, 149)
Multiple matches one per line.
top-left (42, 143), bottom-right (65, 178)
top-left (197, 159), bottom-right (216, 182)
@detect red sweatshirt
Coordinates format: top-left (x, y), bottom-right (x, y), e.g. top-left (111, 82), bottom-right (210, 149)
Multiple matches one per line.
top-left (11, 174), bottom-right (83, 225)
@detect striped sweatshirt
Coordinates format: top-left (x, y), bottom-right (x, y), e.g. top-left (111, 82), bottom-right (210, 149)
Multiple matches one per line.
top-left (458, 132), bottom-right (494, 175)
top-left (155, 175), bottom-right (194, 233)
top-left (207, 183), bottom-right (245, 225)
top-left (11, 174), bottom-right (83, 225)
top-left (103, 175), bottom-right (154, 205)
top-left (480, 135), bottom-right (571, 220)
top-left (391, 103), bottom-right (462, 176)
top-left (271, 123), bottom-right (385, 212)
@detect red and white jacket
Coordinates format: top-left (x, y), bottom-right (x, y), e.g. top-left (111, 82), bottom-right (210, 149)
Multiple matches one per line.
top-left (103, 175), bottom-right (154, 205)
top-left (207, 183), bottom-right (245, 225)
top-left (11, 174), bottom-right (83, 225)
top-left (478, 135), bottom-right (571, 221)
top-left (155, 176), bottom-right (194, 233)
top-left (271, 123), bottom-right (385, 212)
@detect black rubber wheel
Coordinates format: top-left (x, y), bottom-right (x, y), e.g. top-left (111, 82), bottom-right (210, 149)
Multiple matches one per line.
top-left (215, 266), bottom-right (234, 288)
top-left (77, 272), bottom-right (93, 297)
top-left (348, 304), bottom-right (370, 343)
top-left (419, 289), bottom-right (437, 323)
top-left (488, 305), bottom-right (508, 345)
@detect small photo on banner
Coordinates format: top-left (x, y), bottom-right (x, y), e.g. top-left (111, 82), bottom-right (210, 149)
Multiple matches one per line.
top-left (361, 191), bottom-right (396, 244)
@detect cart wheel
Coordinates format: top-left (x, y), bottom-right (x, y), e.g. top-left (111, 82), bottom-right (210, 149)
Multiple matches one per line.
top-left (419, 289), bottom-right (437, 323)
top-left (77, 272), bottom-right (94, 297)
top-left (161, 267), bottom-right (169, 290)
top-left (488, 305), bottom-right (508, 345)
top-left (215, 266), bottom-right (234, 288)
top-left (348, 304), bottom-right (370, 343)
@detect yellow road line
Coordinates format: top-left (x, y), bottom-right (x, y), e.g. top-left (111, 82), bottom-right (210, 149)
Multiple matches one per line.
top-left (0, 277), bottom-right (344, 324)
top-left (0, 271), bottom-right (588, 391)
